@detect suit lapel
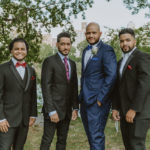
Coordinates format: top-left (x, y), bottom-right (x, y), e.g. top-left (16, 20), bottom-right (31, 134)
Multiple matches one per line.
top-left (121, 50), bottom-right (137, 78)
top-left (69, 59), bottom-right (74, 80)
top-left (24, 65), bottom-right (31, 92)
top-left (83, 41), bottom-right (102, 73)
top-left (55, 54), bottom-right (67, 81)
top-left (9, 60), bottom-right (24, 89)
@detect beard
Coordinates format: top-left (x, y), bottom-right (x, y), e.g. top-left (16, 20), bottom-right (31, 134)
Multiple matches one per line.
top-left (121, 46), bottom-right (134, 54)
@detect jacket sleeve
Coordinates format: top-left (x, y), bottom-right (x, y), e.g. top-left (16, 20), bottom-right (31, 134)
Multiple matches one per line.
top-left (97, 48), bottom-right (117, 104)
top-left (41, 58), bottom-right (55, 113)
top-left (130, 54), bottom-right (150, 112)
top-left (72, 62), bottom-right (79, 110)
top-left (30, 68), bottom-right (37, 117)
top-left (0, 65), bottom-right (6, 120)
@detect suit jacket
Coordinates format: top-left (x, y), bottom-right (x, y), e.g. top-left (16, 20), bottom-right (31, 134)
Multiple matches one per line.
top-left (79, 40), bottom-right (117, 106)
top-left (0, 60), bottom-right (37, 127)
top-left (112, 49), bottom-right (150, 119)
top-left (41, 53), bottom-right (79, 120)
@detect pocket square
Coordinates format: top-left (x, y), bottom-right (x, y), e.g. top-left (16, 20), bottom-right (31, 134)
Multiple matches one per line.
top-left (91, 57), bottom-right (99, 61)
top-left (31, 76), bottom-right (35, 80)
top-left (127, 65), bottom-right (132, 70)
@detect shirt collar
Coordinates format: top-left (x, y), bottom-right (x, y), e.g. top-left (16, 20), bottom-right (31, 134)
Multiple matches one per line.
top-left (11, 57), bottom-right (25, 65)
top-left (57, 51), bottom-right (69, 61)
top-left (89, 39), bottom-right (101, 48)
top-left (122, 47), bottom-right (136, 58)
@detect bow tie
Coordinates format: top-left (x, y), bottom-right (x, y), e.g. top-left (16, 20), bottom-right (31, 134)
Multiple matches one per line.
top-left (16, 62), bottom-right (27, 68)
top-left (87, 45), bottom-right (92, 50)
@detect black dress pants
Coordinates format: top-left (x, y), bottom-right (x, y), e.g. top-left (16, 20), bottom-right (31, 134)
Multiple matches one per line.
top-left (120, 117), bottom-right (150, 150)
top-left (40, 116), bottom-right (71, 150)
top-left (0, 122), bottom-right (29, 150)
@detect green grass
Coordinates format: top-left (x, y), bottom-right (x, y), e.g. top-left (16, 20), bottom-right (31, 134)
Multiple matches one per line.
top-left (24, 117), bottom-right (150, 150)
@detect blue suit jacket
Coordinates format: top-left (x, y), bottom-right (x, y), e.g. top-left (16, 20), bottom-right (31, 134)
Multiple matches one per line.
top-left (79, 40), bottom-right (117, 106)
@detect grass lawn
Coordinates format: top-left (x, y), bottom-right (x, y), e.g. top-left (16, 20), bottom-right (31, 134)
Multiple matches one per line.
top-left (24, 117), bottom-right (150, 150)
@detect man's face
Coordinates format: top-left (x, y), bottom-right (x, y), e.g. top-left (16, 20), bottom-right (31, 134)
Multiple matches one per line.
top-left (119, 33), bottom-right (136, 53)
top-left (56, 37), bottom-right (71, 56)
top-left (11, 42), bottom-right (27, 62)
top-left (85, 24), bottom-right (102, 45)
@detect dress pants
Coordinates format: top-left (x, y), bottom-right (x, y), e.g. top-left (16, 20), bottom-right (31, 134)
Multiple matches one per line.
top-left (40, 115), bottom-right (71, 150)
top-left (80, 102), bottom-right (110, 150)
top-left (120, 117), bottom-right (150, 150)
top-left (0, 122), bottom-right (29, 150)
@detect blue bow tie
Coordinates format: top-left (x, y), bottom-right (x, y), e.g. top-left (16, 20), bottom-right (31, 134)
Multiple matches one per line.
top-left (87, 45), bottom-right (92, 50)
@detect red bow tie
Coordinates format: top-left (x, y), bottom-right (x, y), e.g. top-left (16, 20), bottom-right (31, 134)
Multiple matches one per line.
top-left (16, 62), bottom-right (27, 68)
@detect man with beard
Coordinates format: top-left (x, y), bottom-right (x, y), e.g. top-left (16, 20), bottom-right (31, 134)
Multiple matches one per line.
top-left (0, 38), bottom-right (37, 150)
top-left (112, 28), bottom-right (150, 150)
top-left (79, 22), bottom-right (117, 150)
top-left (40, 32), bottom-right (79, 150)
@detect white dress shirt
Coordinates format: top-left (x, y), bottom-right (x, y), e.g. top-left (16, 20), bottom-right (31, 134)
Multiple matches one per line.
top-left (84, 40), bottom-right (100, 69)
top-left (119, 47), bottom-right (136, 76)
top-left (12, 57), bottom-right (26, 79)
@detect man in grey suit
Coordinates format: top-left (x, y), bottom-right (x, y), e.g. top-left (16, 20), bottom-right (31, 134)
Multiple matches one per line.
top-left (0, 38), bottom-right (37, 150)
top-left (112, 28), bottom-right (150, 150)
top-left (40, 32), bottom-right (79, 150)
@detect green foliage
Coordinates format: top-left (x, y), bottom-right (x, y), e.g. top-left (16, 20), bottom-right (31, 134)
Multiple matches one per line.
top-left (107, 0), bottom-right (150, 17)
top-left (104, 27), bottom-right (122, 61)
top-left (0, 0), bottom-right (94, 63)
top-left (39, 44), bottom-right (54, 61)
top-left (77, 40), bottom-right (88, 62)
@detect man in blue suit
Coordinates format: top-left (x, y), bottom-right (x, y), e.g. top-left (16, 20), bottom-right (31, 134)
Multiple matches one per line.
top-left (79, 22), bottom-right (117, 150)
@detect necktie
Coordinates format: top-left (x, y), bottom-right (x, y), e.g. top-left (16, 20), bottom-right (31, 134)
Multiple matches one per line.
top-left (16, 62), bottom-right (27, 68)
top-left (64, 57), bottom-right (69, 81)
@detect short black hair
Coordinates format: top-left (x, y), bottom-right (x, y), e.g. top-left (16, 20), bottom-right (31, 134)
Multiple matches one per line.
top-left (9, 38), bottom-right (29, 52)
top-left (119, 28), bottom-right (135, 38)
top-left (57, 32), bottom-right (71, 42)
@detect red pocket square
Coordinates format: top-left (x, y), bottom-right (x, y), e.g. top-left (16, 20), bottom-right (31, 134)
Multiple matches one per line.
top-left (31, 76), bottom-right (35, 80)
top-left (127, 65), bottom-right (132, 70)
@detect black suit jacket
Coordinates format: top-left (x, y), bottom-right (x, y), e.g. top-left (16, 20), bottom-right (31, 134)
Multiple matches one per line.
top-left (0, 60), bottom-right (37, 127)
top-left (41, 53), bottom-right (79, 120)
top-left (112, 49), bottom-right (150, 119)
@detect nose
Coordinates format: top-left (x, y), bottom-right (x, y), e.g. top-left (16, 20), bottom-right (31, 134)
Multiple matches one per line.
top-left (64, 45), bottom-right (69, 49)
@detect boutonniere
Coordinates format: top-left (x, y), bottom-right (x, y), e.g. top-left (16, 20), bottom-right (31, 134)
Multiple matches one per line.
top-left (127, 65), bottom-right (132, 70)
top-left (91, 47), bottom-right (98, 55)
top-left (31, 76), bottom-right (35, 80)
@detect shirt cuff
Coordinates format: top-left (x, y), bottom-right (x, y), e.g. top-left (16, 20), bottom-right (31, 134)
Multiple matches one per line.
top-left (49, 110), bottom-right (57, 116)
top-left (30, 116), bottom-right (36, 118)
top-left (0, 119), bottom-right (6, 122)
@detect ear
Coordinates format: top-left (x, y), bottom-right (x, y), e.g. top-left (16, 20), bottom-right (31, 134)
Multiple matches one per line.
top-left (99, 32), bottom-right (102, 37)
top-left (56, 42), bottom-right (58, 48)
top-left (134, 39), bottom-right (136, 46)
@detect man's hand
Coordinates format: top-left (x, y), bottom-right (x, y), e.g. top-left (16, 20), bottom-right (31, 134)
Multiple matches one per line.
top-left (126, 109), bottom-right (136, 123)
top-left (97, 100), bottom-right (102, 107)
top-left (50, 113), bottom-right (59, 123)
top-left (72, 110), bottom-right (78, 120)
top-left (0, 120), bottom-right (10, 133)
top-left (112, 110), bottom-right (120, 121)
top-left (29, 117), bottom-right (36, 127)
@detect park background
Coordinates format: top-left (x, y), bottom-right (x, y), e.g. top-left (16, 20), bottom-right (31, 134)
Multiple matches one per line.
top-left (0, 0), bottom-right (150, 149)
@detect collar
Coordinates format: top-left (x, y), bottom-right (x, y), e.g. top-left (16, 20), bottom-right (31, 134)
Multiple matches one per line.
top-left (57, 51), bottom-right (69, 60)
top-left (88, 39), bottom-right (101, 48)
top-left (122, 47), bottom-right (136, 58)
top-left (11, 57), bottom-right (25, 66)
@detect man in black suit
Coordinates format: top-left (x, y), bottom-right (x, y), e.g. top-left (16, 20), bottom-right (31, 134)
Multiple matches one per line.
top-left (40, 32), bottom-right (79, 150)
top-left (0, 38), bottom-right (37, 150)
top-left (112, 28), bottom-right (150, 150)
